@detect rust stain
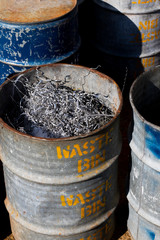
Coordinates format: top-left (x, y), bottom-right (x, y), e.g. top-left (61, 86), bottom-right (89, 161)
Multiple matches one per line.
top-left (0, 0), bottom-right (76, 23)
top-left (4, 235), bottom-right (15, 240)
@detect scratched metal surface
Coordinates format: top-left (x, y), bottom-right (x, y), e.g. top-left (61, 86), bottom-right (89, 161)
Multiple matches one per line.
top-left (0, 2), bottom-right (80, 84)
top-left (0, 64), bottom-right (122, 240)
top-left (128, 66), bottom-right (160, 239)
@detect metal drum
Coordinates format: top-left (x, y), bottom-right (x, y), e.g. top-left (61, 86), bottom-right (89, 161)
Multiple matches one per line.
top-left (0, 0), bottom-right (80, 84)
top-left (0, 64), bottom-right (122, 240)
top-left (128, 66), bottom-right (160, 240)
top-left (86, 0), bottom-right (160, 89)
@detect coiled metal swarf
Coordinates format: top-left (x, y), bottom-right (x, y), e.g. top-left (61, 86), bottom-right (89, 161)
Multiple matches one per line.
top-left (6, 68), bottom-right (114, 138)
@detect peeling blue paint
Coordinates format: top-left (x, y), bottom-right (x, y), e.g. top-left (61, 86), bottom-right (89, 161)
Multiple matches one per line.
top-left (145, 124), bottom-right (160, 159)
top-left (0, 6), bottom-right (80, 84)
top-left (146, 229), bottom-right (155, 240)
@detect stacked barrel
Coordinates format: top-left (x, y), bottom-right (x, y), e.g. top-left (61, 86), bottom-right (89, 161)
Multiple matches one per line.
top-left (85, 0), bottom-right (160, 89)
top-left (0, 0), bottom-right (80, 84)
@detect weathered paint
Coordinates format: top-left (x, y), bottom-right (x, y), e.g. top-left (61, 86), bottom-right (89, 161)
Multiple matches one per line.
top-left (0, 50), bottom-right (79, 85)
top-left (82, 0), bottom-right (160, 90)
top-left (0, 64), bottom-right (122, 239)
top-left (4, 164), bottom-right (118, 231)
top-left (0, 4), bottom-right (80, 84)
top-left (6, 201), bottom-right (115, 240)
top-left (90, 1), bottom-right (160, 58)
top-left (128, 66), bottom-right (160, 239)
top-left (145, 125), bottom-right (160, 159)
top-left (128, 204), bottom-right (159, 240)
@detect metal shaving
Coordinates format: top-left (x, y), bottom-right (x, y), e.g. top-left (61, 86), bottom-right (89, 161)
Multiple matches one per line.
top-left (7, 70), bottom-right (115, 138)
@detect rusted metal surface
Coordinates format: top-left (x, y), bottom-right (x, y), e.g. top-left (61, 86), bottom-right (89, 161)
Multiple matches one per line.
top-left (0, 64), bottom-right (122, 240)
top-left (0, 4), bottom-right (80, 84)
top-left (128, 66), bottom-right (160, 239)
top-left (0, 0), bottom-right (76, 23)
top-left (4, 235), bottom-right (14, 240)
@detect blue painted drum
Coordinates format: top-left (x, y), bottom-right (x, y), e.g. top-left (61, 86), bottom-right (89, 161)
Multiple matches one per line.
top-left (128, 66), bottom-right (160, 240)
top-left (0, 0), bottom-right (80, 84)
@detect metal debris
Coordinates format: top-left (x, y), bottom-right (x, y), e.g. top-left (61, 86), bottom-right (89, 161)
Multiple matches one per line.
top-left (6, 70), bottom-right (115, 138)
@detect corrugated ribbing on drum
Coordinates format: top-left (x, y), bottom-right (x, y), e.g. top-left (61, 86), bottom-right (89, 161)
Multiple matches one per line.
top-left (128, 66), bottom-right (160, 240)
top-left (0, 0), bottom-right (80, 84)
top-left (0, 64), bottom-right (122, 240)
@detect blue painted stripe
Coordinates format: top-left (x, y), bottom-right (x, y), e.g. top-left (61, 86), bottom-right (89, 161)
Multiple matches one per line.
top-left (145, 124), bottom-right (160, 159)
top-left (146, 229), bottom-right (155, 240)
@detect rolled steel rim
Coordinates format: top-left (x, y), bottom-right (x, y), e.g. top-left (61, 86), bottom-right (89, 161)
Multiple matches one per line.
top-left (0, 0), bottom-right (77, 25)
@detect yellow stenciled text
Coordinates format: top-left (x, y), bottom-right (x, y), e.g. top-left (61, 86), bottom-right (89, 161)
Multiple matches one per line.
top-left (56, 128), bottom-right (113, 160)
top-left (131, 18), bottom-right (160, 43)
top-left (132, 0), bottom-right (159, 4)
top-left (60, 176), bottom-right (112, 219)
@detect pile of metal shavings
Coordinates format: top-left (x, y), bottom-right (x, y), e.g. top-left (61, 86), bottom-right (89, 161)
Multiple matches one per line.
top-left (7, 69), bottom-right (115, 138)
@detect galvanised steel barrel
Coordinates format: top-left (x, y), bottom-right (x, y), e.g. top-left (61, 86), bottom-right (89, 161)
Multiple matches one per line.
top-left (96, 0), bottom-right (160, 14)
top-left (93, 52), bottom-right (160, 90)
top-left (86, 0), bottom-right (160, 89)
top-left (128, 66), bottom-right (160, 240)
top-left (0, 0), bottom-right (80, 85)
top-left (0, 64), bottom-right (122, 240)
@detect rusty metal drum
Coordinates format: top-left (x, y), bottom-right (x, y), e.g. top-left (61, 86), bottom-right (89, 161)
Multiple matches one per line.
top-left (0, 64), bottom-right (122, 240)
top-left (85, 0), bottom-right (160, 89)
top-left (91, 0), bottom-right (160, 58)
top-left (128, 66), bottom-right (160, 240)
top-left (0, 0), bottom-right (80, 84)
